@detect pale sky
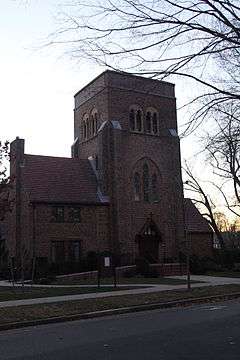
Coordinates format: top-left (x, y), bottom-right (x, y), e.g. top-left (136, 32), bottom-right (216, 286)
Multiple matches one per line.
top-left (1, 0), bottom-right (198, 157)
top-left (0, 0), bottom-right (103, 157)
top-left (1, 0), bottom-right (225, 212)
top-left (2, 0), bottom-right (235, 222)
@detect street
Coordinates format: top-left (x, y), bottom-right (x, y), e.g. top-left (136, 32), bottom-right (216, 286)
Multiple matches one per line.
top-left (1, 300), bottom-right (240, 359)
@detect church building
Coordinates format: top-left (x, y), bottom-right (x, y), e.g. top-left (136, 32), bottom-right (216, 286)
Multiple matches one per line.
top-left (4, 71), bottom-right (213, 273)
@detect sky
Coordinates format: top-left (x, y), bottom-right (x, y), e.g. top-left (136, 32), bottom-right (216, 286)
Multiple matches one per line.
top-left (0, 0), bottom-right (198, 157)
top-left (1, 0), bottom-right (229, 216)
top-left (1, 0), bottom-right (102, 157)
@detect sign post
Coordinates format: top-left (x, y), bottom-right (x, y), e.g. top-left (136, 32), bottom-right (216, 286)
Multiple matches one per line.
top-left (97, 253), bottom-right (117, 288)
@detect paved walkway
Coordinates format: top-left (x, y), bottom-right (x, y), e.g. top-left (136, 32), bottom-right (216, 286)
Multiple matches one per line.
top-left (170, 275), bottom-right (240, 285)
top-left (0, 281), bottom-right (146, 288)
top-left (0, 275), bottom-right (240, 308)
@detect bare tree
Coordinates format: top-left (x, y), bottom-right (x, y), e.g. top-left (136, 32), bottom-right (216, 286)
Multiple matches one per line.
top-left (213, 212), bottom-right (240, 249)
top-left (0, 141), bottom-right (10, 220)
top-left (183, 163), bottom-right (225, 248)
top-left (49, 0), bottom-right (240, 134)
top-left (205, 102), bottom-right (240, 217)
top-left (213, 211), bottom-right (230, 232)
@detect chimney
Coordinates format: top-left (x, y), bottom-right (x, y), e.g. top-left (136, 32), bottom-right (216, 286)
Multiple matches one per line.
top-left (9, 137), bottom-right (25, 261)
top-left (10, 137), bottom-right (25, 177)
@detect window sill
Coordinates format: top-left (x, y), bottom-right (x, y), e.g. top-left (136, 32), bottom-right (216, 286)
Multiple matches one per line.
top-left (130, 130), bottom-right (159, 137)
top-left (133, 200), bottom-right (160, 204)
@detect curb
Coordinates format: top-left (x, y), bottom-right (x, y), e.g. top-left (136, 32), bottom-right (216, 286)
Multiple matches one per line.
top-left (1, 291), bottom-right (240, 332)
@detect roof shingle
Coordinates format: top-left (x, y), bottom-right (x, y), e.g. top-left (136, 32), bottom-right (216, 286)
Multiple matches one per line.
top-left (184, 198), bottom-right (213, 233)
top-left (22, 154), bottom-right (101, 204)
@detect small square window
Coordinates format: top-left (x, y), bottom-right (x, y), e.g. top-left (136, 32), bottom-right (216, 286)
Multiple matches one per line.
top-left (51, 206), bottom-right (64, 222)
top-left (69, 207), bottom-right (81, 222)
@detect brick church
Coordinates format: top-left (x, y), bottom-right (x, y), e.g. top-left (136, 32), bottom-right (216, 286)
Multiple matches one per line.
top-left (3, 71), bottom-right (213, 271)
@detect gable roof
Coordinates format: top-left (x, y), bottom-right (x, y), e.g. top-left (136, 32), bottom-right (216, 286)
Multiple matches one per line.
top-left (22, 154), bottom-right (103, 204)
top-left (184, 198), bottom-right (213, 233)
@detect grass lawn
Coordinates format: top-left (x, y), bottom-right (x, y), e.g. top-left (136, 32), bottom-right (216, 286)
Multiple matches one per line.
top-left (53, 276), bottom-right (202, 286)
top-left (0, 285), bottom-right (134, 302)
top-left (1, 284), bottom-right (240, 326)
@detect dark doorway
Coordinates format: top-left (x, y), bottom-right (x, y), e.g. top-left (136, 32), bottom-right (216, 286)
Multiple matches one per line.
top-left (138, 234), bottom-right (160, 263)
top-left (136, 219), bottom-right (161, 263)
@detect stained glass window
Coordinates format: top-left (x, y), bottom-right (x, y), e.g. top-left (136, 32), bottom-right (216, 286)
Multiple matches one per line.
top-left (143, 163), bottom-right (149, 202)
top-left (134, 172), bottom-right (141, 201)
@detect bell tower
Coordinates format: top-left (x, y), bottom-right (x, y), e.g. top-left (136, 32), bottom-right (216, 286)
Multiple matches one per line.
top-left (73, 71), bottom-right (185, 264)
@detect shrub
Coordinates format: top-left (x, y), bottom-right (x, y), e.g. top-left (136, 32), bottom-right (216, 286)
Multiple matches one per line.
top-left (201, 257), bottom-right (219, 272)
top-left (213, 249), bottom-right (240, 269)
top-left (190, 255), bottom-right (206, 275)
top-left (135, 257), bottom-right (150, 276)
top-left (34, 257), bottom-right (49, 278)
top-left (120, 253), bottom-right (134, 266)
top-left (190, 255), bottom-right (223, 274)
top-left (86, 251), bottom-right (98, 271)
top-left (122, 268), bottom-right (136, 278)
top-left (144, 269), bottom-right (159, 278)
top-left (0, 266), bottom-right (10, 280)
top-left (233, 263), bottom-right (240, 271)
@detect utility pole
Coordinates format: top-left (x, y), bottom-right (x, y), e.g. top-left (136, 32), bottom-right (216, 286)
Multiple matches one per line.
top-left (182, 181), bottom-right (191, 291)
top-left (186, 229), bottom-right (191, 290)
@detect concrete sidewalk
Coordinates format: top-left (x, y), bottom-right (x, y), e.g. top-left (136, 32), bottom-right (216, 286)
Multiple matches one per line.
top-left (0, 275), bottom-right (240, 308)
top-left (0, 283), bottom-right (204, 308)
top-left (0, 281), bottom-right (147, 288)
top-left (169, 275), bottom-right (240, 285)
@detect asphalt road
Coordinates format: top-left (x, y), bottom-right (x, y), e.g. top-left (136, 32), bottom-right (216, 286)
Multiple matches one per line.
top-left (1, 300), bottom-right (240, 359)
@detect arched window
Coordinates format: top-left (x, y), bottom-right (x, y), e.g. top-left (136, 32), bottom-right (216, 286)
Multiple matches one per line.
top-left (83, 121), bottom-right (87, 139)
top-left (86, 120), bottom-right (90, 139)
top-left (146, 111), bottom-right (151, 133)
top-left (143, 163), bottom-right (149, 202)
top-left (82, 114), bottom-right (89, 140)
top-left (80, 125), bottom-right (83, 140)
top-left (151, 173), bottom-right (159, 202)
top-left (134, 172), bottom-right (141, 201)
top-left (136, 110), bottom-right (142, 132)
top-left (129, 109), bottom-right (135, 131)
top-left (145, 108), bottom-right (159, 135)
top-left (129, 106), bottom-right (143, 132)
top-left (90, 117), bottom-right (94, 137)
top-left (152, 113), bottom-right (158, 134)
top-left (94, 113), bottom-right (98, 134)
top-left (91, 110), bottom-right (98, 135)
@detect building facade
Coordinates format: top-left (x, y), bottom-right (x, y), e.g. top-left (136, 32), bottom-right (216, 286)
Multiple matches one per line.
top-left (3, 71), bottom-right (213, 272)
top-left (73, 70), bottom-right (185, 264)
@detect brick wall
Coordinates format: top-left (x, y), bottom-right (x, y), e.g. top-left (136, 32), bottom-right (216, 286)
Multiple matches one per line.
top-left (32, 204), bottom-right (110, 261)
top-left (5, 71), bottom-right (190, 269)
top-left (73, 71), bottom-right (185, 264)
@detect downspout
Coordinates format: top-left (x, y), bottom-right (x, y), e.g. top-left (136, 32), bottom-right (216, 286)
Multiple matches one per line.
top-left (31, 203), bottom-right (36, 283)
top-left (15, 152), bottom-right (22, 268)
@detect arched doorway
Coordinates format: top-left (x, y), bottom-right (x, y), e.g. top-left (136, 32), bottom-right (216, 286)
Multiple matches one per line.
top-left (136, 218), bottom-right (161, 263)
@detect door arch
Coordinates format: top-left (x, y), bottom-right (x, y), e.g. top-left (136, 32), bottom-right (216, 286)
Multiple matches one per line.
top-left (136, 217), bottom-right (161, 263)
